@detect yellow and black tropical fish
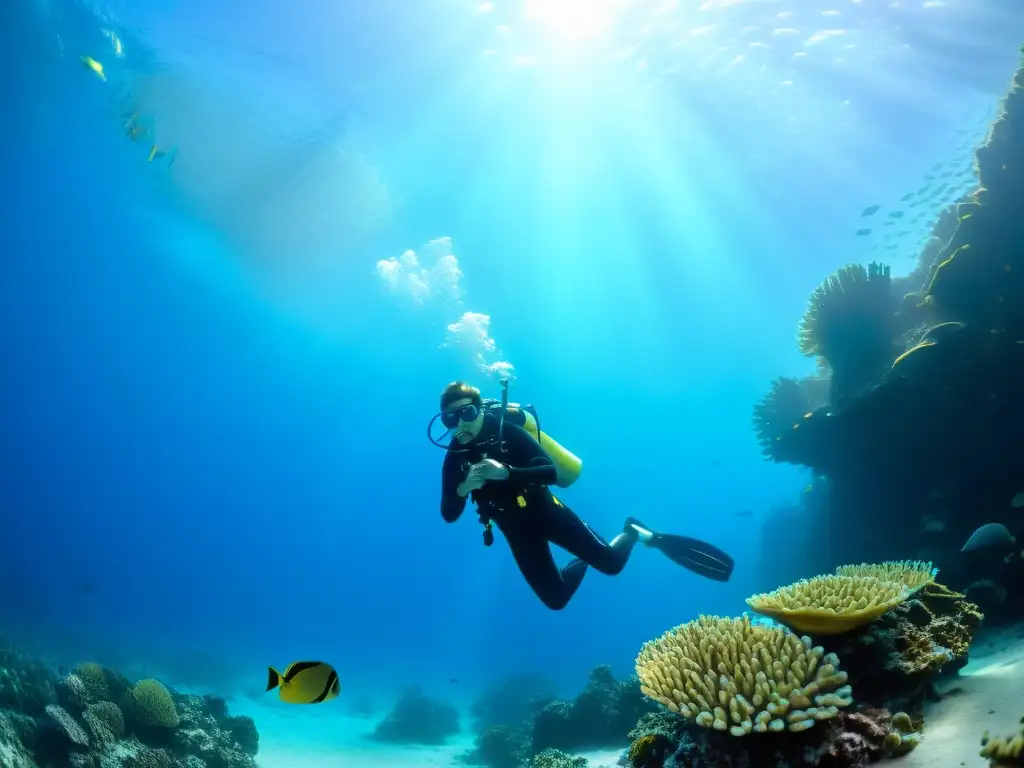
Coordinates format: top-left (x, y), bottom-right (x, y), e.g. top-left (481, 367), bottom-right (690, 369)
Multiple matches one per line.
top-left (266, 661), bottom-right (340, 704)
top-left (79, 55), bottom-right (106, 82)
top-left (147, 145), bottom-right (178, 167)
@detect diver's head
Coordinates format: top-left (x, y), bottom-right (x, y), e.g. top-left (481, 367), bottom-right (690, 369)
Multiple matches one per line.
top-left (439, 381), bottom-right (484, 444)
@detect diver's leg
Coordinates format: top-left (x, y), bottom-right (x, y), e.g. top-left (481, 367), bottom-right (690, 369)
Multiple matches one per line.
top-left (544, 500), bottom-right (637, 576)
top-left (501, 522), bottom-right (587, 611)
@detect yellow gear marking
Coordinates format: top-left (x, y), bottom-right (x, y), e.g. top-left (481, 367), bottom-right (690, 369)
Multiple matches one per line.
top-left (517, 496), bottom-right (527, 508)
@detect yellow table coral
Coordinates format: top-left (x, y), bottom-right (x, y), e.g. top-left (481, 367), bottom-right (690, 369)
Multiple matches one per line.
top-left (635, 615), bottom-right (852, 737)
top-left (835, 560), bottom-right (937, 594)
top-left (746, 574), bottom-right (911, 634)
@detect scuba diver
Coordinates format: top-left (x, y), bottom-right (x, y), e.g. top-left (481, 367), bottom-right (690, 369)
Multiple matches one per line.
top-left (431, 379), bottom-right (735, 611)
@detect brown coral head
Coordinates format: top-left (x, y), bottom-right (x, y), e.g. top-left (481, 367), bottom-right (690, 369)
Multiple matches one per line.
top-left (628, 732), bottom-right (671, 768)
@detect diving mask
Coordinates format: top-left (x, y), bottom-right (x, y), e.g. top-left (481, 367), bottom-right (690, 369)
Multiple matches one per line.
top-left (440, 403), bottom-right (480, 429)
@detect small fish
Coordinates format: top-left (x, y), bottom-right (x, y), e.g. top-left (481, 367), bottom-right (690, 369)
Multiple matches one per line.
top-left (860, 205), bottom-right (880, 217)
top-left (147, 146), bottom-right (179, 167)
top-left (855, 228), bottom-right (872, 236)
top-left (900, 193), bottom-right (914, 202)
top-left (961, 523), bottom-right (1016, 554)
top-left (266, 661), bottom-right (340, 704)
top-left (1012, 490), bottom-right (1024, 508)
top-left (887, 210), bottom-right (905, 219)
top-left (79, 55), bottom-right (106, 82)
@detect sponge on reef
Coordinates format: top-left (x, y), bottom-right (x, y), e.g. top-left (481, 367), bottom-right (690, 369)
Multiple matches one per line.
top-left (746, 574), bottom-right (910, 635)
top-left (635, 615), bottom-right (852, 737)
top-left (834, 560), bottom-right (937, 594)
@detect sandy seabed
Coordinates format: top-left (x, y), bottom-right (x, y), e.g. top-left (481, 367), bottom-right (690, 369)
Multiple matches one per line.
top-left (229, 696), bottom-right (625, 768)
top-left (233, 632), bottom-right (1024, 768)
top-left (900, 629), bottom-right (1024, 768)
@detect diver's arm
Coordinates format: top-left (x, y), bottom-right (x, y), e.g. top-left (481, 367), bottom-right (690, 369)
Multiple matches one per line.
top-left (441, 452), bottom-right (468, 523)
top-left (499, 424), bottom-right (558, 485)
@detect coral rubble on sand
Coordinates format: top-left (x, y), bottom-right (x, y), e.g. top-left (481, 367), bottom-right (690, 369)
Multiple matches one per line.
top-left (0, 642), bottom-right (258, 768)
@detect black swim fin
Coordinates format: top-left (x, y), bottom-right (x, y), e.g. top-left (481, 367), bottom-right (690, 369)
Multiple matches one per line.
top-left (627, 517), bottom-right (735, 582)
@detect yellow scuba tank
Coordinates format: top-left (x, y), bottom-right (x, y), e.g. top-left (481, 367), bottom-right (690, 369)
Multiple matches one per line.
top-left (503, 402), bottom-right (582, 488)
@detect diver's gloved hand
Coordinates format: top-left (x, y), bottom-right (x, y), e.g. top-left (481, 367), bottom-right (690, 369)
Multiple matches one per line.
top-left (459, 459), bottom-right (510, 497)
top-left (473, 458), bottom-right (510, 481)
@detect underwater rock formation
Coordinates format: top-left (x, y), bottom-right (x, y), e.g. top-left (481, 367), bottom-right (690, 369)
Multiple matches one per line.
top-left (460, 666), bottom-right (653, 768)
top-left (369, 685), bottom-right (460, 745)
top-left (470, 673), bottom-right (557, 731)
top-left (797, 262), bottom-right (903, 403)
top-left (751, 376), bottom-right (829, 460)
top-left (459, 723), bottom-right (531, 768)
top-left (0, 645), bottom-right (258, 768)
top-left (530, 665), bottom-right (655, 753)
top-left (750, 49), bottom-right (1024, 609)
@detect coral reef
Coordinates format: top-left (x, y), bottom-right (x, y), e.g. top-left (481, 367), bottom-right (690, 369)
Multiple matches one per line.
top-left (0, 645), bottom-right (258, 768)
top-left (459, 724), bottom-right (531, 768)
top-left (745, 574), bottom-right (911, 635)
top-left (369, 686), bottom-right (460, 745)
top-left (621, 562), bottom-right (983, 768)
top-left (527, 748), bottom-right (589, 768)
top-left (751, 376), bottom-right (829, 461)
top-left (470, 673), bottom-right (556, 731)
top-left (624, 700), bottom-right (895, 768)
top-left (982, 715), bottom-right (1024, 766)
top-left (822, 582), bottom-right (982, 717)
top-left (531, 665), bottom-right (655, 752)
top-left (635, 615), bottom-right (853, 736)
top-left (748, 49), bottom-right (1024, 618)
top-left (461, 666), bottom-right (654, 768)
top-left (882, 711), bottom-right (921, 757)
top-left (797, 262), bottom-right (902, 403)
top-left (833, 560), bottom-right (937, 593)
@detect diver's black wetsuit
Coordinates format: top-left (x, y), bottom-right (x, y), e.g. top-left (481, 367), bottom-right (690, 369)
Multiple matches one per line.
top-left (440, 414), bottom-right (637, 610)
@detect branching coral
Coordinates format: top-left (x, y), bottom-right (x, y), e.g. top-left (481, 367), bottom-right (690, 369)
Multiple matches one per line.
top-left (751, 376), bottom-right (829, 460)
top-left (882, 711), bottom-right (921, 756)
top-left (745, 574), bottom-right (910, 635)
top-left (635, 615), bottom-right (852, 737)
top-left (982, 716), bottom-right (1024, 766)
top-left (797, 262), bottom-right (901, 401)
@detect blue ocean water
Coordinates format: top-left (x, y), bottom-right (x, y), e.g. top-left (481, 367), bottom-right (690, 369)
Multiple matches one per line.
top-left (1, 0), bottom-right (1022, 762)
